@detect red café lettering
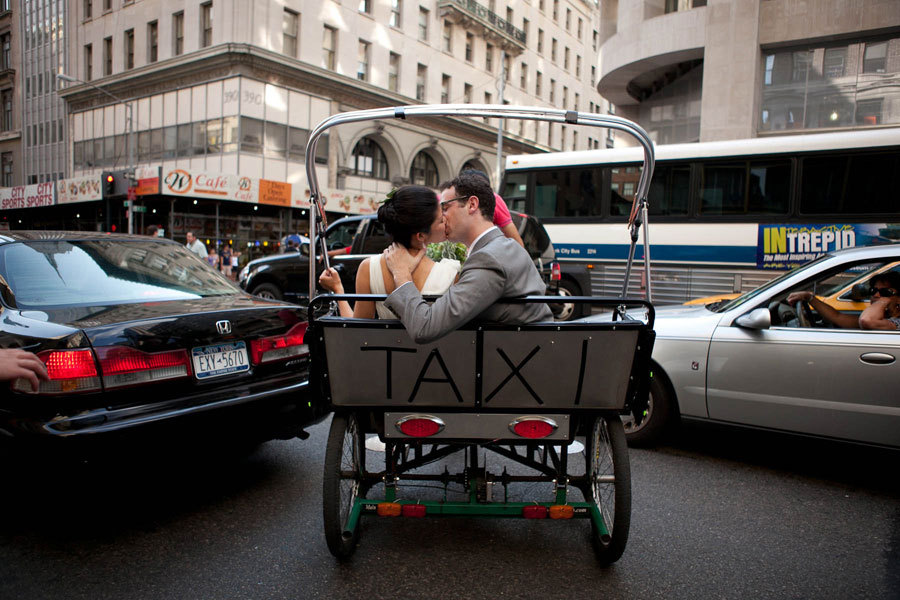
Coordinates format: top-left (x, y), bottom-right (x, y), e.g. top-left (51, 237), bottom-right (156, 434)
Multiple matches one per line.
top-left (195, 174), bottom-right (230, 194)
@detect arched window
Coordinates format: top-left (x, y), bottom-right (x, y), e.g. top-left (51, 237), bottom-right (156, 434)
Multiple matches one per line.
top-left (410, 151), bottom-right (439, 187)
top-left (351, 137), bottom-right (389, 179)
top-left (461, 160), bottom-right (486, 175)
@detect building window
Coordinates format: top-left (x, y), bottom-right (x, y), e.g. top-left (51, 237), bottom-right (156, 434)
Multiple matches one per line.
top-left (323, 26), bottom-right (336, 70)
top-left (103, 36), bottom-right (112, 75)
top-left (520, 63), bottom-right (527, 89)
top-left (240, 117), bottom-right (263, 154)
top-left (485, 43), bottom-right (493, 72)
top-left (283, 9), bottom-right (298, 57)
top-left (84, 44), bottom-right (92, 80)
top-left (416, 63), bottom-right (426, 101)
top-left (173, 12), bottom-right (184, 56)
top-left (591, 65), bottom-right (596, 87)
top-left (418, 7), bottom-right (428, 42)
top-left (465, 33), bottom-right (473, 62)
top-left (388, 52), bottom-right (400, 92)
top-left (357, 40), bottom-right (370, 81)
top-left (549, 79), bottom-right (555, 103)
top-left (506, 7), bottom-right (513, 25)
top-left (593, 30), bottom-right (598, 52)
top-left (576, 55), bottom-right (581, 78)
top-left (1, 152), bottom-right (11, 187)
top-left (822, 47), bottom-right (846, 78)
top-left (551, 38), bottom-right (557, 63)
top-left (358, 0), bottom-right (370, 14)
top-left (390, 0), bottom-right (402, 27)
top-left (562, 85), bottom-right (568, 107)
top-left (503, 54), bottom-right (511, 82)
top-left (442, 20), bottom-right (452, 52)
top-left (522, 18), bottom-right (529, 41)
top-left (0, 34), bottom-right (9, 70)
top-left (535, 71), bottom-right (542, 97)
top-left (441, 74), bottom-right (450, 103)
top-left (124, 29), bottom-right (134, 69)
top-left (537, 29), bottom-right (543, 54)
top-left (84, 0), bottom-right (92, 19)
top-left (410, 151), bottom-right (438, 187)
top-left (564, 47), bottom-right (570, 70)
top-left (148, 21), bottom-right (158, 63)
top-left (574, 92), bottom-right (579, 110)
top-left (1, 89), bottom-right (11, 132)
top-left (103, 0), bottom-right (111, 11)
top-left (463, 83), bottom-right (472, 103)
top-left (577, 17), bottom-right (583, 39)
top-left (565, 8), bottom-right (571, 31)
top-left (351, 137), bottom-right (388, 179)
top-left (200, 2), bottom-right (213, 48)
top-left (864, 41), bottom-right (887, 73)
top-left (552, 0), bottom-right (558, 21)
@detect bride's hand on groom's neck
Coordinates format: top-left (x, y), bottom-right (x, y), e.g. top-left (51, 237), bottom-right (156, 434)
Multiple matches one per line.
top-left (384, 243), bottom-right (425, 287)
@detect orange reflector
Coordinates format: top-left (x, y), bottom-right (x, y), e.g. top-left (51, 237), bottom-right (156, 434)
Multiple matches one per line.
top-left (396, 415), bottom-right (445, 437)
top-left (549, 505), bottom-right (574, 519)
top-left (376, 502), bottom-right (402, 517)
top-left (510, 417), bottom-right (557, 439)
top-left (522, 505), bottom-right (548, 519)
top-left (401, 504), bottom-right (426, 518)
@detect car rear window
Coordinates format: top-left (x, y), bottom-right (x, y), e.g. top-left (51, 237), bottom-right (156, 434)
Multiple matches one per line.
top-left (0, 239), bottom-right (238, 309)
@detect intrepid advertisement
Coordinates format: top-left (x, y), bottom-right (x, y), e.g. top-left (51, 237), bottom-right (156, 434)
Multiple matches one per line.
top-left (757, 223), bottom-right (898, 269)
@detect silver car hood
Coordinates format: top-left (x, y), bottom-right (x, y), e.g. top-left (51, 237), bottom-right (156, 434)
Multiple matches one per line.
top-left (650, 304), bottom-right (724, 339)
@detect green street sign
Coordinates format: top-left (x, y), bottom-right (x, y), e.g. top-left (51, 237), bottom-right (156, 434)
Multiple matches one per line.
top-left (132, 206), bottom-right (147, 213)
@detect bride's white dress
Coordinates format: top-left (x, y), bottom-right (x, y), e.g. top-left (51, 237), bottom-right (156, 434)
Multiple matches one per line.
top-left (367, 256), bottom-right (461, 319)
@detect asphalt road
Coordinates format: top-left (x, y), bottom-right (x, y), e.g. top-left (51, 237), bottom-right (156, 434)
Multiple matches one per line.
top-left (1, 419), bottom-right (898, 600)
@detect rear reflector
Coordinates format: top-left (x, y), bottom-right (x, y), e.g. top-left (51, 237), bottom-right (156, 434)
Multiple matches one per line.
top-left (550, 262), bottom-right (562, 282)
top-left (377, 502), bottom-right (402, 517)
top-left (522, 505), bottom-right (548, 519)
top-left (250, 322), bottom-right (309, 365)
top-left (13, 349), bottom-right (101, 394)
top-left (401, 504), bottom-right (427, 518)
top-left (509, 416), bottom-right (558, 439)
top-left (549, 505), bottom-right (575, 519)
top-left (95, 346), bottom-right (192, 389)
top-left (395, 414), bottom-right (445, 437)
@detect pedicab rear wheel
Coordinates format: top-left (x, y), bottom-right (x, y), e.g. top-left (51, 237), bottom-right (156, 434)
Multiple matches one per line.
top-left (586, 414), bottom-right (631, 564)
top-left (323, 412), bottom-right (364, 559)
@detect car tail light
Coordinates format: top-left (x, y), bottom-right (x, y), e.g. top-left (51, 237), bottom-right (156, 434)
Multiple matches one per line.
top-left (12, 349), bottom-right (102, 394)
top-left (550, 262), bottom-right (562, 282)
top-left (395, 414), bottom-right (445, 437)
top-left (522, 505), bottom-right (548, 519)
top-left (549, 505), bottom-right (574, 519)
top-left (95, 346), bottom-right (192, 389)
top-left (509, 416), bottom-right (558, 439)
top-left (401, 504), bottom-right (427, 518)
top-left (250, 322), bottom-right (309, 365)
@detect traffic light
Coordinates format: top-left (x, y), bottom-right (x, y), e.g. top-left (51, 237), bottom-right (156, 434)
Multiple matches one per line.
top-left (103, 172), bottom-right (116, 196)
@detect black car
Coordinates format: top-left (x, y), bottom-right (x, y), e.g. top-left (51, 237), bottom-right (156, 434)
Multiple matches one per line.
top-left (239, 212), bottom-right (592, 319)
top-left (0, 232), bottom-right (324, 454)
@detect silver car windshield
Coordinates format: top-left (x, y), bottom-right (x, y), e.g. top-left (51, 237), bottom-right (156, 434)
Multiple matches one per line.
top-left (713, 253), bottom-right (834, 313)
top-left (0, 240), bottom-right (237, 309)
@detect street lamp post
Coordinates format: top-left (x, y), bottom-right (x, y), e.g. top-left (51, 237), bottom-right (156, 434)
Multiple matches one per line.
top-left (57, 73), bottom-right (135, 234)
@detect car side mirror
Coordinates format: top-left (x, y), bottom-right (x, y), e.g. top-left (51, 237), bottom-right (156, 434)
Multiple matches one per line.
top-left (850, 282), bottom-right (870, 301)
top-left (735, 307), bottom-right (771, 330)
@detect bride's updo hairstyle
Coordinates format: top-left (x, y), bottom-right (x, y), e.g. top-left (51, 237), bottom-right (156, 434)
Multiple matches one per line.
top-left (376, 185), bottom-right (439, 248)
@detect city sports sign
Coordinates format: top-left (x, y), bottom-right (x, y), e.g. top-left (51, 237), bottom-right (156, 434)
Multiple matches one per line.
top-left (0, 182), bottom-right (55, 210)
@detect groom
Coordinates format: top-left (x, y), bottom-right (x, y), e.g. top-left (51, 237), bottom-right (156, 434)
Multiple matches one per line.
top-left (383, 172), bottom-right (552, 344)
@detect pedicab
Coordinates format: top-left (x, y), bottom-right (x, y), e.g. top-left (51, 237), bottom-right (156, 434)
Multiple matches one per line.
top-left (305, 105), bottom-right (656, 563)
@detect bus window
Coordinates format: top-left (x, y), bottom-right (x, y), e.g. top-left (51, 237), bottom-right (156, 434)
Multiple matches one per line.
top-left (801, 151), bottom-right (900, 214)
top-left (700, 159), bottom-right (790, 215)
top-left (502, 171), bottom-right (528, 213)
top-left (533, 167), bottom-right (602, 218)
top-left (647, 164), bottom-right (690, 217)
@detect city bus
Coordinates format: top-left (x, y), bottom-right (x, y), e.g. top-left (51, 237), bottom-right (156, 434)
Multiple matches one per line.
top-left (502, 128), bottom-right (900, 304)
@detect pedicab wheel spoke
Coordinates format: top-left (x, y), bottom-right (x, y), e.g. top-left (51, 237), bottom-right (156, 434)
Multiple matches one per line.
top-left (323, 412), bottom-right (363, 559)
top-left (586, 414), bottom-right (631, 565)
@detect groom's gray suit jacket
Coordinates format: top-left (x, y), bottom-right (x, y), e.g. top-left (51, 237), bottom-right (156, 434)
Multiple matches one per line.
top-left (384, 228), bottom-right (553, 343)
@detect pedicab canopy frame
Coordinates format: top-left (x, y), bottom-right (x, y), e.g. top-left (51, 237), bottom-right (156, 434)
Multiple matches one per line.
top-left (303, 105), bottom-right (657, 564)
top-left (305, 105), bottom-right (655, 302)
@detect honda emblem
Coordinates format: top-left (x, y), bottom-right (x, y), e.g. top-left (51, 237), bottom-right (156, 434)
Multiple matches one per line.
top-left (216, 320), bottom-right (232, 335)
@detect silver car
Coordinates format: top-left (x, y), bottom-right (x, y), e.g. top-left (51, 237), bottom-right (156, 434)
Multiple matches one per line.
top-left (620, 244), bottom-right (900, 448)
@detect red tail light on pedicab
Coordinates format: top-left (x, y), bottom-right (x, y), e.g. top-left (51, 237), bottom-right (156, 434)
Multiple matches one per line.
top-left (508, 416), bottom-right (558, 439)
top-left (395, 414), bottom-right (445, 437)
top-left (550, 262), bottom-right (562, 282)
top-left (522, 505), bottom-right (548, 519)
top-left (250, 322), bottom-right (309, 365)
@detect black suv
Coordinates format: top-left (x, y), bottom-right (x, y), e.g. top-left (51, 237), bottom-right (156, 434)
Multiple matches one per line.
top-left (238, 213), bottom-right (592, 320)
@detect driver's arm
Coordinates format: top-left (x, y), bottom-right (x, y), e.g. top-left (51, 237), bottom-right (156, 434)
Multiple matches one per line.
top-left (786, 291), bottom-right (859, 329)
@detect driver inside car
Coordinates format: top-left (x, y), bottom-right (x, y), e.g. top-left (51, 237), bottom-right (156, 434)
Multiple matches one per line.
top-left (785, 271), bottom-right (900, 330)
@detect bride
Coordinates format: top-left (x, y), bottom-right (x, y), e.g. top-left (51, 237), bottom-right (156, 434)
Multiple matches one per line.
top-left (318, 185), bottom-right (460, 318)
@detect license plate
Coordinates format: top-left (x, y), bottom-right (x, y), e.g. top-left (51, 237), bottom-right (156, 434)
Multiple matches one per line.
top-left (191, 341), bottom-right (250, 380)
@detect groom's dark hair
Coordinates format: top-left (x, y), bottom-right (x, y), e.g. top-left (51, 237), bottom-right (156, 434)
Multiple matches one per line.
top-left (448, 172), bottom-right (495, 222)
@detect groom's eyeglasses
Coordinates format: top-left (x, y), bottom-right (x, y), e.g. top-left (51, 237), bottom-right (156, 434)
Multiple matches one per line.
top-left (440, 196), bottom-right (469, 212)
